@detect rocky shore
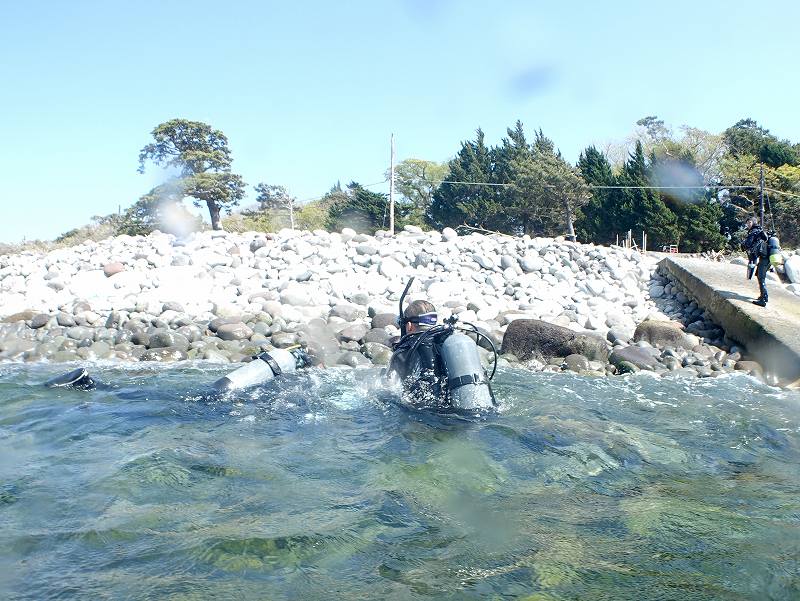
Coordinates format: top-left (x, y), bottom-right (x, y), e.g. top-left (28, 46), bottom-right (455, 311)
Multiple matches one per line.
top-left (0, 226), bottom-right (773, 382)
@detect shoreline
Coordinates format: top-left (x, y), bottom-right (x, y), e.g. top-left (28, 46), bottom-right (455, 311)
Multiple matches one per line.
top-left (0, 226), bottom-right (773, 382)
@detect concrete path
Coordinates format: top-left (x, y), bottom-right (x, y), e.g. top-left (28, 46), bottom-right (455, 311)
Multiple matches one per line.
top-left (659, 256), bottom-right (800, 384)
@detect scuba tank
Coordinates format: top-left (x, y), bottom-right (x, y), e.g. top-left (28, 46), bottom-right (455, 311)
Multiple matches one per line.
top-left (767, 234), bottom-right (784, 267)
top-left (438, 332), bottom-right (495, 410)
top-left (212, 348), bottom-right (309, 391)
top-left (390, 276), bottom-right (497, 412)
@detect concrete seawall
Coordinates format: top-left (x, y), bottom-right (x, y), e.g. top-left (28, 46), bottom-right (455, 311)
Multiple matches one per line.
top-left (659, 257), bottom-right (800, 384)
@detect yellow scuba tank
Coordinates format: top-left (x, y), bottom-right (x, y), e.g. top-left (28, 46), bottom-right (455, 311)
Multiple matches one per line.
top-left (768, 235), bottom-right (784, 266)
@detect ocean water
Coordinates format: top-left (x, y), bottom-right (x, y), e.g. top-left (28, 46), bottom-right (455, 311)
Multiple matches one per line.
top-left (1, 363), bottom-right (798, 601)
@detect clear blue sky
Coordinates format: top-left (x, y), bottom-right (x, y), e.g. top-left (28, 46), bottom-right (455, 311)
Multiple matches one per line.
top-left (2, 0), bottom-right (798, 242)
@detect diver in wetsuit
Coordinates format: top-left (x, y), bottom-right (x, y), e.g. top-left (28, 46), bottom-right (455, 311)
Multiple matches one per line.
top-left (742, 217), bottom-right (770, 307)
top-left (386, 283), bottom-right (497, 412)
top-left (44, 347), bottom-right (313, 392)
top-left (386, 300), bottom-right (447, 408)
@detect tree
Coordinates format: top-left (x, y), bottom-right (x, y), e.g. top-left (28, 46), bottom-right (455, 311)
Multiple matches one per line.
top-left (117, 181), bottom-right (203, 236)
top-left (576, 146), bottom-right (618, 243)
top-left (617, 142), bottom-right (679, 248)
top-left (254, 183), bottom-right (296, 230)
top-left (326, 182), bottom-right (392, 233)
top-left (389, 158), bottom-right (448, 227)
top-left (509, 130), bottom-right (589, 238)
top-left (138, 119), bottom-right (246, 230)
top-left (429, 129), bottom-right (502, 230)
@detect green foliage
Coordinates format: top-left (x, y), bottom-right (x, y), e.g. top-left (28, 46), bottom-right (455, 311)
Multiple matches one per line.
top-left (220, 211), bottom-right (274, 234)
top-left (617, 142), bottom-right (679, 248)
top-left (254, 182), bottom-right (295, 229)
top-left (510, 131), bottom-right (590, 238)
top-left (326, 182), bottom-right (393, 233)
top-left (576, 146), bottom-right (616, 243)
top-left (295, 201), bottom-right (329, 231)
top-left (55, 214), bottom-right (124, 245)
top-left (138, 119), bottom-right (246, 230)
top-left (391, 158), bottom-right (448, 226)
top-left (723, 118), bottom-right (798, 168)
top-left (429, 129), bottom-right (503, 230)
top-left (116, 181), bottom-right (203, 236)
top-left (674, 199), bottom-right (726, 252)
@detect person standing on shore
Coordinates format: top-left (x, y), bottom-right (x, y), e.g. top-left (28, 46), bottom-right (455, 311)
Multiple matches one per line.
top-left (741, 217), bottom-right (769, 307)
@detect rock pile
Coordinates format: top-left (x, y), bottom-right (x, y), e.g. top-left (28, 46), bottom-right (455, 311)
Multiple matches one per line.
top-left (0, 226), bottom-right (756, 379)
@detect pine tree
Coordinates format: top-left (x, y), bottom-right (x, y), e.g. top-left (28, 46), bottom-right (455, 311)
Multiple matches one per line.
top-left (576, 146), bottom-right (617, 243)
top-left (326, 182), bottom-right (393, 233)
top-left (429, 129), bottom-right (500, 230)
top-left (617, 142), bottom-right (679, 248)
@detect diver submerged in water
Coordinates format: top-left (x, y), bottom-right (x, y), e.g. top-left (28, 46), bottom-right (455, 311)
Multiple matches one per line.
top-left (44, 347), bottom-right (313, 392)
top-left (386, 278), bottom-right (497, 412)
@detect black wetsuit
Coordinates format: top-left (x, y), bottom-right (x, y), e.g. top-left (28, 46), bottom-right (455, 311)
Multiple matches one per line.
top-left (742, 225), bottom-right (769, 303)
top-left (387, 331), bottom-right (449, 408)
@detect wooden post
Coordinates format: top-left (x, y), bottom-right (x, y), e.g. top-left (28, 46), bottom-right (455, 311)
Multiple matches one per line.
top-left (389, 133), bottom-right (395, 236)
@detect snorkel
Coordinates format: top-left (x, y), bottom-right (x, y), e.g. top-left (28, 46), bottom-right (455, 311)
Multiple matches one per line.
top-left (398, 276), bottom-right (415, 337)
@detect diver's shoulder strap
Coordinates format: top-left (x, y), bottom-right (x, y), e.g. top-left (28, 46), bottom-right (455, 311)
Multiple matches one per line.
top-left (258, 352), bottom-right (282, 376)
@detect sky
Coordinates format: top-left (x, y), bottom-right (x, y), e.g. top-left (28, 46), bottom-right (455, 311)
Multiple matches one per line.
top-left (1, 0), bottom-right (799, 242)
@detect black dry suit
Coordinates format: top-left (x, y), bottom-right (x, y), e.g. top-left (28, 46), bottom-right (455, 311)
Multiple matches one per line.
top-left (388, 330), bottom-right (449, 408)
top-left (742, 224), bottom-right (770, 303)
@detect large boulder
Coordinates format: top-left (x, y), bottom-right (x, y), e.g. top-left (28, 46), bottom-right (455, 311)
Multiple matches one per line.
top-left (785, 255), bottom-right (800, 284)
top-left (633, 320), bottom-right (694, 350)
top-left (501, 319), bottom-right (608, 362)
top-left (609, 346), bottom-right (660, 372)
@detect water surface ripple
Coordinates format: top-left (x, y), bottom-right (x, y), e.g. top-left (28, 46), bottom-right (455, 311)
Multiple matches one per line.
top-left (1, 364), bottom-right (798, 600)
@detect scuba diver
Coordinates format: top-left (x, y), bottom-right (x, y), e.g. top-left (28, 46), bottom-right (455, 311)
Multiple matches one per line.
top-left (741, 217), bottom-right (781, 307)
top-left (44, 347), bottom-right (313, 392)
top-left (386, 278), bottom-right (497, 412)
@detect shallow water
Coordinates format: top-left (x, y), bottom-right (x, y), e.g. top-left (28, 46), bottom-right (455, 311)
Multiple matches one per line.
top-left (1, 363), bottom-right (798, 601)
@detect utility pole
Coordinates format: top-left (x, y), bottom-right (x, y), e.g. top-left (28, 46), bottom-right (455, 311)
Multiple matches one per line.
top-left (759, 164), bottom-right (765, 228)
top-left (389, 133), bottom-right (395, 236)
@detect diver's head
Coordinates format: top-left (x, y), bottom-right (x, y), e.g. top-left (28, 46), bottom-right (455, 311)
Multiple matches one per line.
top-left (404, 300), bottom-right (437, 334)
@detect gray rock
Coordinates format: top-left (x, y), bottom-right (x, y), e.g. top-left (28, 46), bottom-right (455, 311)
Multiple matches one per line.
top-left (148, 331), bottom-right (190, 352)
top-left (131, 332), bottom-right (150, 347)
top-left (56, 312), bottom-right (76, 327)
top-left (501, 319), bottom-right (608, 362)
top-left (633, 320), bottom-right (694, 350)
top-left (371, 313), bottom-right (397, 329)
top-left (362, 342), bottom-right (391, 365)
top-left (330, 304), bottom-right (367, 321)
top-left (2, 310), bottom-right (37, 323)
top-left (363, 328), bottom-right (391, 346)
top-left (564, 354), bottom-right (590, 372)
top-left (30, 314), bottom-right (50, 329)
top-left (337, 350), bottom-right (372, 367)
top-left (609, 346), bottom-right (660, 371)
top-left (66, 326), bottom-right (94, 341)
top-left (209, 316), bottom-right (243, 332)
top-left (338, 324), bottom-right (369, 343)
top-left (140, 347), bottom-right (189, 362)
top-left (51, 350), bottom-right (79, 363)
top-left (216, 323), bottom-right (254, 341)
top-left (270, 331), bottom-right (299, 348)
top-left (162, 301), bottom-right (185, 313)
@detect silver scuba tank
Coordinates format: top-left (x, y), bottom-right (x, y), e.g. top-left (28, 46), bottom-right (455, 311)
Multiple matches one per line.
top-left (213, 348), bottom-right (299, 391)
top-left (438, 332), bottom-right (494, 410)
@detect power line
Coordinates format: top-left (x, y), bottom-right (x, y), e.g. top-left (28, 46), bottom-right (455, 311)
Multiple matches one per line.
top-left (429, 178), bottom-right (760, 191)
